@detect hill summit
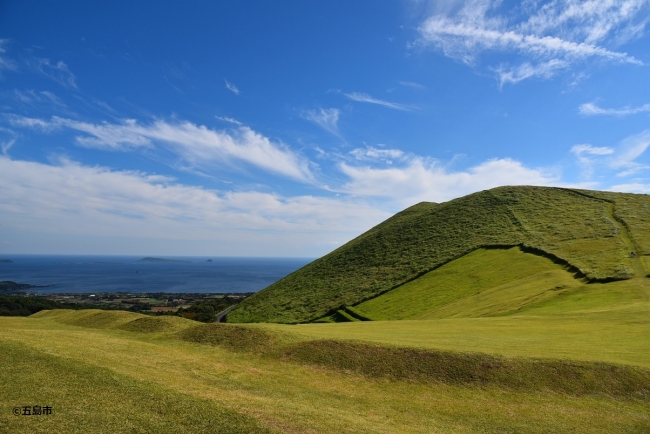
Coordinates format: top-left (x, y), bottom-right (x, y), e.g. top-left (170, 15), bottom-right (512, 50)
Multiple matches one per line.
top-left (228, 186), bottom-right (650, 324)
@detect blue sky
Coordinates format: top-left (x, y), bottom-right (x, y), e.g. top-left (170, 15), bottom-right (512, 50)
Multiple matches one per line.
top-left (1, 0), bottom-right (650, 256)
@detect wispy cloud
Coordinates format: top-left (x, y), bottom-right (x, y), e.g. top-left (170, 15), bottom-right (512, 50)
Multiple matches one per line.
top-left (344, 92), bottom-right (415, 111)
top-left (13, 89), bottom-right (66, 107)
top-left (417, 0), bottom-right (648, 85)
top-left (28, 58), bottom-right (77, 88)
top-left (225, 79), bottom-right (240, 95)
top-left (0, 156), bottom-right (388, 255)
top-left (349, 146), bottom-right (405, 164)
top-left (399, 81), bottom-right (426, 89)
top-left (0, 139), bottom-right (15, 155)
top-left (302, 108), bottom-right (341, 136)
top-left (579, 101), bottom-right (650, 117)
top-left (215, 116), bottom-right (243, 126)
top-left (8, 115), bottom-right (314, 182)
top-left (571, 131), bottom-right (650, 178)
top-left (0, 39), bottom-right (18, 77)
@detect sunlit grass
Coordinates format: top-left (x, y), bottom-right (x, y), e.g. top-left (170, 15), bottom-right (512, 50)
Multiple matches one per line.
top-left (1, 310), bottom-right (649, 433)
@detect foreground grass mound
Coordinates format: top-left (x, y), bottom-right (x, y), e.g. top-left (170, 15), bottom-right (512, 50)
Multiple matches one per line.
top-left (280, 340), bottom-right (650, 398)
top-left (2, 311), bottom-right (649, 433)
top-left (229, 186), bottom-right (650, 323)
top-left (33, 309), bottom-right (194, 334)
top-left (177, 323), bottom-right (283, 352)
top-left (0, 341), bottom-right (276, 434)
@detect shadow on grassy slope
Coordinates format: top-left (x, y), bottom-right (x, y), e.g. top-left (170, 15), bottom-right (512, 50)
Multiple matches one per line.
top-left (280, 340), bottom-right (650, 398)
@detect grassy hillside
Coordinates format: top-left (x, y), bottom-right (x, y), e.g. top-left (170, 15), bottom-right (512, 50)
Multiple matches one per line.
top-left (354, 246), bottom-right (584, 321)
top-left (1, 309), bottom-right (649, 432)
top-left (229, 186), bottom-right (648, 324)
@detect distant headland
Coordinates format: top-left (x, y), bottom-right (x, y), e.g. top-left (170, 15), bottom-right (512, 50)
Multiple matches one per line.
top-left (0, 259), bottom-right (13, 263)
top-left (136, 257), bottom-right (190, 263)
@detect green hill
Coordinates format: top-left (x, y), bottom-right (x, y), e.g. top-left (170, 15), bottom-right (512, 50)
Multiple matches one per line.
top-left (227, 186), bottom-right (650, 324)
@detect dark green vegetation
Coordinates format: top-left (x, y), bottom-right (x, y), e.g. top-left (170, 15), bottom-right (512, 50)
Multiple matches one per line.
top-left (178, 296), bottom-right (244, 322)
top-left (0, 292), bottom-right (247, 324)
top-left (0, 295), bottom-right (82, 317)
top-left (228, 186), bottom-right (650, 323)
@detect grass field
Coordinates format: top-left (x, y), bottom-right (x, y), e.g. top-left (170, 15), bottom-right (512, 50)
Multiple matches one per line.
top-left (1, 306), bottom-right (649, 433)
top-left (4, 187), bottom-right (650, 431)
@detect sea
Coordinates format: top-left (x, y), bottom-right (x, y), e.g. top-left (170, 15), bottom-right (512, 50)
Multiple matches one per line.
top-left (0, 255), bottom-right (313, 294)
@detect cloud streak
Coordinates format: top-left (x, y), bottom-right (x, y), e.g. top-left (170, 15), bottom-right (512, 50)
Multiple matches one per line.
top-left (8, 115), bottom-right (314, 182)
top-left (0, 39), bottom-right (18, 77)
top-left (571, 130), bottom-right (650, 178)
top-left (225, 80), bottom-right (240, 95)
top-left (28, 58), bottom-right (77, 88)
top-left (302, 108), bottom-right (341, 136)
top-left (579, 102), bottom-right (650, 116)
top-left (344, 92), bottom-right (415, 111)
top-left (417, 0), bottom-right (648, 84)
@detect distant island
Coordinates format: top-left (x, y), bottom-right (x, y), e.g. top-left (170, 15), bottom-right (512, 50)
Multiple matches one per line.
top-left (136, 257), bottom-right (190, 263)
top-left (207, 259), bottom-right (213, 262)
top-left (0, 259), bottom-right (13, 263)
top-left (1, 281), bottom-right (37, 291)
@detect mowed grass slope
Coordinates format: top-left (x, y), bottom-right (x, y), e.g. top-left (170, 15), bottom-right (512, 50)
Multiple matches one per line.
top-left (229, 186), bottom-right (647, 324)
top-left (2, 310), bottom-right (650, 433)
top-left (354, 246), bottom-right (585, 321)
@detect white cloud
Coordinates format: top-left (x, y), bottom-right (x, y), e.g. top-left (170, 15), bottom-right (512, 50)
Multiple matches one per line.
top-left (349, 146), bottom-right (405, 164)
top-left (13, 89), bottom-right (65, 106)
top-left (417, 0), bottom-right (648, 84)
top-left (570, 131), bottom-right (650, 179)
top-left (339, 156), bottom-right (559, 206)
top-left (571, 144), bottom-right (615, 157)
top-left (225, 79), bottom-right (240, 95)
top-left (215, 116), bottom-right (243, 126)
top-left (0, 39), bottom-right (17, 76)
top-left (608, 182), bottom-right (650, 193)
top-left (399, 81), bottom-right (426, 89)
top-left (302, 108), bottom-right (341, 136)
top-left (611, 130), bottom-right (650, 171)
top-left (0, 157), bottom-right (389, 256)
top-left (8, 115), bottom-right (314, 183)
top-left (579, 101), bottom-right (650, 116)
top-left (344, 92), bottom-right (415, 111)
top-left (1, 139), bottom-right (15, 155)
top-left (28, 58), bottom-right (77, 88)
top-left (493, 59), bottom-right (569, 86)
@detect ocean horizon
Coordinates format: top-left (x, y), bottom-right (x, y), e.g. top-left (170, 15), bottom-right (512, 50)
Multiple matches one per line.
top-left (0, 255), bottom-right (314, 294)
